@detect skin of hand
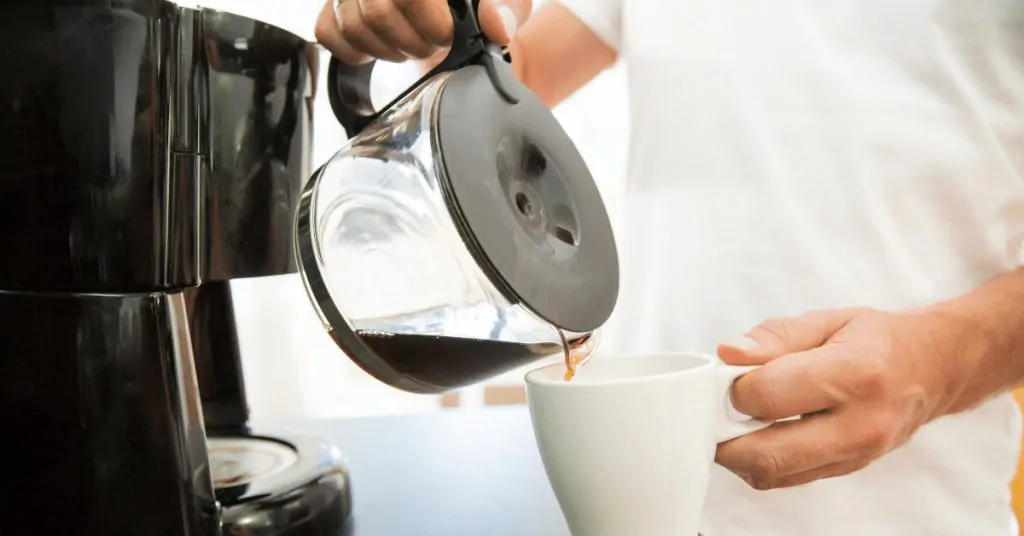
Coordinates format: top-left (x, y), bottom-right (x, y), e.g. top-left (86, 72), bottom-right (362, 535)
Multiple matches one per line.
top-left (714, 268), bottom-right (1024, 490)
top-left (314, 0), bottom-right (616, 108)
top-left (313, 0), bottom-right (533, 67)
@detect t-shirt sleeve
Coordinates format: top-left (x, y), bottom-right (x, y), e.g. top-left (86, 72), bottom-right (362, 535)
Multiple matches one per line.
top-left (554, 0), bottom-right (623, 51)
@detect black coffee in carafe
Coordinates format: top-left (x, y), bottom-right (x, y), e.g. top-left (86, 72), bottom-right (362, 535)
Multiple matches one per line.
top-left (355, 329), bottom-right (599, 389)
top-left (356, 330), bottom-right (562, 388)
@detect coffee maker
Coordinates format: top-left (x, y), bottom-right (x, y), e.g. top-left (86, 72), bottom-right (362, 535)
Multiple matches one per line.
top-left (0, 1), bottom-right (351, 534)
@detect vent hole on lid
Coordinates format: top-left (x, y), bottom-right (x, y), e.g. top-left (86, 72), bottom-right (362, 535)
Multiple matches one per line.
top-left (555, 226), bottom-right (576, 245)
top-left (549, 204), bottom-right (579, 248)
top-left (515, 192), bottom-right (534, 218)
top-left (522, 144), bottom-right (547, 178)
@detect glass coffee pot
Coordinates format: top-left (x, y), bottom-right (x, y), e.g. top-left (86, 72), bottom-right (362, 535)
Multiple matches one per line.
top-left (294, 0), bottom-right (619, 393)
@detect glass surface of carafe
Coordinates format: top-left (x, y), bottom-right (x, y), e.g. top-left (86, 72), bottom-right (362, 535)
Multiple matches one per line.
top-left (295, 0), bottom-right (619, 393)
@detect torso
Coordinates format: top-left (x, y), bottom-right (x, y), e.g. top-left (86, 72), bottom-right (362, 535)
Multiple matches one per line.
top-left (604, 1), bottom-right (1024, 533)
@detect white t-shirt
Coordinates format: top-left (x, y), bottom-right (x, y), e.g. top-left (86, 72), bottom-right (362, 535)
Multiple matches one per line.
top-left (555, 0), bottom-right (1024, 534)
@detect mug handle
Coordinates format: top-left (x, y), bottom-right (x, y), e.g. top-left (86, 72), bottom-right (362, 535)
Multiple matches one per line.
top-left (713, 365), bottom-right (774, 443)
top-left (326, 0), bottom-right (518, 139)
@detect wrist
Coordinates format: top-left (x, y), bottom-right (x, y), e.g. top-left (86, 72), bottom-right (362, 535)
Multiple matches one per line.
top-left (918, 270), bottom-right (1024, 414)
top-left (887, 304), bottom-right (975, 420)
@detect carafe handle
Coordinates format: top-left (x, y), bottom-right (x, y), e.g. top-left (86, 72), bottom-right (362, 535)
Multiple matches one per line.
top-left (326, 0), bottom-right (518, 139)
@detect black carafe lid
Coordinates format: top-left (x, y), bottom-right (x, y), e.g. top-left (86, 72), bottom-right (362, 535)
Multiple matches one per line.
top-left (434, 64), bottom-right (618, 334)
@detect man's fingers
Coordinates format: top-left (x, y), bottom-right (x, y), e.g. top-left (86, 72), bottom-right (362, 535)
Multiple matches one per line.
top-left (337, 0), bottom-right (408, 63)
top-left (393, 0), bottom-right (456, 46)
top-left (315, 0), bottom-right (372, 65)
top-left (729, 345), bottom-right (851, 420)
top-left (744, 458), bottom-right (871, 491)
top-left (477, 0), bottom-right (533, 44)
top-left (317, 0), bottom-right (534, 67)
top-left (715, 418), bottom-right (845, 482)
top-left (716, 408), bottom-right (900, 484)
top-left (718, 308), bottom-right (864, 365)
top-left (360, 0), bottom-right (438, 58)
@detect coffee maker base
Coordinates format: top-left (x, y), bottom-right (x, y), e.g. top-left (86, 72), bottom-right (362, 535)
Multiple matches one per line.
top-left (209, 432), bottom-right (353, 536)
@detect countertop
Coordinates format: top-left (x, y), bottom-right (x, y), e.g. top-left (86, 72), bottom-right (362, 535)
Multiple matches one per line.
top-left (264, 406), bottom-right (571, 536)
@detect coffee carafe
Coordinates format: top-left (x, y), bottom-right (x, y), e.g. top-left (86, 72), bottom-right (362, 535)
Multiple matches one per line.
top-left (296, 0), bottom-right (620, 393)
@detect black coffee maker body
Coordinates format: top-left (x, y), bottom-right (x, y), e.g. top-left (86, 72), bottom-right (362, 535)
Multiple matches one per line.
top-left (0, 1), bottom-right (350, 534)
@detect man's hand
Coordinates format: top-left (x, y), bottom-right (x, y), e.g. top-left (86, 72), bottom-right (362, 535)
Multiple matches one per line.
top-left (314, 0), bottom-right (532, 67)
top-left (713, 307), bottom-right (977, 490)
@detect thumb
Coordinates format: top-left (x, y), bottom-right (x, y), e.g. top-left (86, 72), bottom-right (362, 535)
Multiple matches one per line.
top-left (717, 309), bottom-right (859, 365)
top-left (478, 0), bottom-right (533, 45)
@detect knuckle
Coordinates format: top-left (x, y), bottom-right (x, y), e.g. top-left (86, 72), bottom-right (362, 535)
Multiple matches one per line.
top-left (314, 8), bottom-right (340, 43)
top-left (339, 20), bottom-right (365, 44)
top-left (752, 316), bottom-right (806, 347)
top-left (746, 477), bottom-right (776, 491)
top-left (748, 450), bottom-right (785, 480)
top-left (360, 1), bottom-right (390, 28)
top-left (753, 318), bottom-right (791, 340)
top-left (861, 427), bottom-right (889, 452)
top-left (849, 357), bottom-right (889, 399)
top-left (313, 21), bottom-right (332, 43)
top-left (392, 0), bottom-right (419, 11)
top-left (859, 412), bottom-right (899, 452)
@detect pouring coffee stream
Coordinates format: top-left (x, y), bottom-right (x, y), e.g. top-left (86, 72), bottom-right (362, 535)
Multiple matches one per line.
top-left (296, 0), bottom-right (619, 394)
top-left (559, 328), bottom-right (597, 381)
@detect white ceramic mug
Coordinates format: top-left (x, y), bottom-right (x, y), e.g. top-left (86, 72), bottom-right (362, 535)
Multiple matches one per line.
top-left (524, 352), bottom-right (774, 536)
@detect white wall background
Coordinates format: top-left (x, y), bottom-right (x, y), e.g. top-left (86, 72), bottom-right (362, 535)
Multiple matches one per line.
top-left (191, 0), bottom-right (630, 420)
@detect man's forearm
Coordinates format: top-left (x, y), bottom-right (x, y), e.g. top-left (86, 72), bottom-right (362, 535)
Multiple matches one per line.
top-left (925, 267), bottom-right (1024, 414)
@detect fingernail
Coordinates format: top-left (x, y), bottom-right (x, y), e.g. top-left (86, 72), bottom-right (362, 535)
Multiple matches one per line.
top-left (498, 5), bottom-right (518, 41)
top-left (726, 336), bottom-right (760, 352)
